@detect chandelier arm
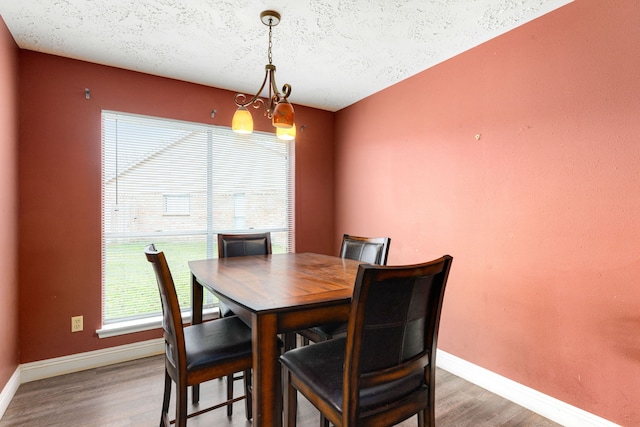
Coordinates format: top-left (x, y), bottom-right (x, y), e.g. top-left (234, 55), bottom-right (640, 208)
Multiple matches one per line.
top-left (267, 67), bottom-right (274, 108)
top-left (281, 83), bottom-right (292, 100)
top-left (234, 68), bottom-right (271, 109)
top-left (268, 67), bottom-right (280, 99)
top-left (267, 69), bottom-right (292, 103)
top-left (264, 65), bottom-right (280, 118)
top-left (234, 94), bottom-right (266, 111)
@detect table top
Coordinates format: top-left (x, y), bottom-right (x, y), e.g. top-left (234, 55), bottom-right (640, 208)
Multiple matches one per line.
top-left (189, 252), bottom-right (362, 313)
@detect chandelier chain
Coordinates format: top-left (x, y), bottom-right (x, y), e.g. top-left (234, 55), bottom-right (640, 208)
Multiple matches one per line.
top-left (267, 21), bottom-right (273, 65)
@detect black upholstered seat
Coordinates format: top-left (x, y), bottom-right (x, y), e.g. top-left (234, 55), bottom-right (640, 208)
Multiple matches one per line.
top-left (145, 244), bottom-right (253, 427)
top-left (298, 234), bottom-right (390, 344)
top-left (281, 255), bottom-right (453, 427)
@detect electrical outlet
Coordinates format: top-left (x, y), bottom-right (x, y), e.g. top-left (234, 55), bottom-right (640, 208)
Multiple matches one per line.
top-left (71, 316), bottom-right (83, 332)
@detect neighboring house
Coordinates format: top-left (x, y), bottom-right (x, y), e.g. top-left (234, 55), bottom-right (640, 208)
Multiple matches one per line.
top-left (103, 117), bottom-right (291, 249)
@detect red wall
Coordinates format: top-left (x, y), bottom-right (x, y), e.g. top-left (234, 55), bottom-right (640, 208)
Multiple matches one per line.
top-left (0, 17), bottom-right (19, 392)
top-left (17, 52), bottom-right (335, 362)
top-left (335, 0), bottom-right (639, 424)
top-left (9, 1), bottom-right (638, 424)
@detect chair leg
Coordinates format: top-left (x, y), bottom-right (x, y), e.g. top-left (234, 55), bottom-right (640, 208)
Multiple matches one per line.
top-left (244, 369), bottom-right (252, 420)
top-left (276, 359), bottom-right (283, 422)
top-left (226, 374), bottom-right (234, 416)
top-left (176, 381), bottom-right (188, 427)
top-left (160, 370), bottom-right (171, 427)
top-left (419, 408), bottom-right (434, 427)
top-left (284, 332), bottom-right (297, 351)
top-left (320, 414), bottom-right (329, 427)
top-left (283, 368), bottom-right (298, 427)
top-left (423, 407), bottom-right (435, 427)
top-left (192, 384), bottom-right (199, 404)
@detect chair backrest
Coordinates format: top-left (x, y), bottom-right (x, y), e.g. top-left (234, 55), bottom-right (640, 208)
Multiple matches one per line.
top-left (144, 244), bottom-right (185, 378)
top-left (218, 232), bottom-right (272, 258)
top-left (340, 234), bottom-right (390, 265)
top-left (343, 255), bottom-right (453, 424)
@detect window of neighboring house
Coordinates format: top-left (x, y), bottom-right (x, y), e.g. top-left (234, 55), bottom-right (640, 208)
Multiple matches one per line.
top-left (164, 194), bottom-right (190, 215)
top-left (233, 193), bottom-right (246, 229)
top-left (100, 111), bottom-right (295, 330)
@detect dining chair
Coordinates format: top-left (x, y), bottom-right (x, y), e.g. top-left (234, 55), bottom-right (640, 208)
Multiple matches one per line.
top-left (298, 234), bottom-right (391, 345)
top-left (280, 255), bottom-right (453, 427)
top-left (145, 244), bottom-right (253, 427)
top-left (217, 232), bottom-right (272, 318)
top-left (340, 234), bottom-right (391, 266)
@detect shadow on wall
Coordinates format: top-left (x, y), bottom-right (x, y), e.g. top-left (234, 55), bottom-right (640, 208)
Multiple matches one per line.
top-left (611, 315), bottom-right (640, 362)
top-left (599, 257), bottom-right (640, 362)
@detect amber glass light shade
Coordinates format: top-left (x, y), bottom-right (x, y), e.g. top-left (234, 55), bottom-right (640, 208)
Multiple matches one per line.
top-left (272, 100), bottom-right (294, 128)
top-left (276, 123), bottom-right (296, 141)
top-left (232, 106), bottom-right (254, 134)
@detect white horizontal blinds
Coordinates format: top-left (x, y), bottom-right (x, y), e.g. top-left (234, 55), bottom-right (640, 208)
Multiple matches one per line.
top-left (210, 128), bottom-right (295, 253)
top-left (101, 111), bottom-right (295, 324)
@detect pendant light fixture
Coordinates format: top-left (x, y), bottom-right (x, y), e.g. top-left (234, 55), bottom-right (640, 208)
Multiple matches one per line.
top-left (232, 10), bottom-right (295, 139)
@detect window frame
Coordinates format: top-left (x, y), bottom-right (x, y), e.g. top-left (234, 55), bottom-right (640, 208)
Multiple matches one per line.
top-left (99, 111), bottom-right (295, 337)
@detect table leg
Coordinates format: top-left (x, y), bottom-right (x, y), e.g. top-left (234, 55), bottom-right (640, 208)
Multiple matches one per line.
top-left (190, 274), bottom-right (203, 403)
top-left (252, 312), bottom-right (282, 427)
top-left (191, 274), bottom-right (203, 325)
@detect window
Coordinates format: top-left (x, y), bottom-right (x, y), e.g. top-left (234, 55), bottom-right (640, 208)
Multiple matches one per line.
top-left (101, 111), bottom-right (295, 326)
top-left (233, 193), bottom-right (246, 229)
top-left (163, 194), bottom-right (190, 216)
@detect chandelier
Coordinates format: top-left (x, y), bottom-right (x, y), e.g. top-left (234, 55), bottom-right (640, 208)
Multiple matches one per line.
top-left (232, 10), bottom-right (295, 139)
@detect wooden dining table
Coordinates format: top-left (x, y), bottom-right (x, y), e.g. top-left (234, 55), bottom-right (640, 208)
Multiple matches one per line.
top-left (189, 252), bottom-right (361, 427)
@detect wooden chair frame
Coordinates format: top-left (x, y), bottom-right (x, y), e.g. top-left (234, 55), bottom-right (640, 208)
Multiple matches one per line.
top-left (145, 244), bottom-right (253, 427)
top-left (282, 255), bottom-right (453, 427)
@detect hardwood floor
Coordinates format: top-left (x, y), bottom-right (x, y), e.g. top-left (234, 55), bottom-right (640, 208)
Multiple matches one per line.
top-left (0, 355), bottom-right (560, 427)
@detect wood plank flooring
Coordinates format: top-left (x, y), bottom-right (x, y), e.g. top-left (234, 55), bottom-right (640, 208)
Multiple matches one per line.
top-left (0, 354), bottom-right (560, 427)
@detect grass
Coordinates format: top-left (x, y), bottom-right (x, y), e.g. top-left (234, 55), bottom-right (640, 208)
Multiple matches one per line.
top-left (104, 237), bottom-right (287, 322)
top-left (104, 239), bottom-right (208, 321)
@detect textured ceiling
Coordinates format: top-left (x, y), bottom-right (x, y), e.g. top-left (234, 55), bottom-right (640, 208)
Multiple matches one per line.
top-left (1, 0), bottom-right (572, 112)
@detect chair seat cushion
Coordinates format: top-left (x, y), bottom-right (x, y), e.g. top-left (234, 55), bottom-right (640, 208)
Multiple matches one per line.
top-left (184, 316), bottom-right (252, 372)
top-left (280, 337), bottom-right (425, 414)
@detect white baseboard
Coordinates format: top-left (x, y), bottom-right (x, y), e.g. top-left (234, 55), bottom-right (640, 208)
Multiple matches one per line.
top-left (436, 349), bottom-right (620, 427)
top-left (20, 338), bottom-right (164, 383)
top-left (0, 368), bottom-right (20, 420)
top-left (0, 339), bottom-right (163, 421)
top-left (0, 341), bottom-right (621, 426)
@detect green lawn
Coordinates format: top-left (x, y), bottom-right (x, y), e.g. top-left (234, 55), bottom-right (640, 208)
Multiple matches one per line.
top-left (104, 238), bottom-right (286, 322)
top-left (104, 240), bottom-right (208, 321)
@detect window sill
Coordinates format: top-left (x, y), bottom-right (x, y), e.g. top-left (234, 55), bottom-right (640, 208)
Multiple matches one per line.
top-left (96, 308), bottom-right (219, 339)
